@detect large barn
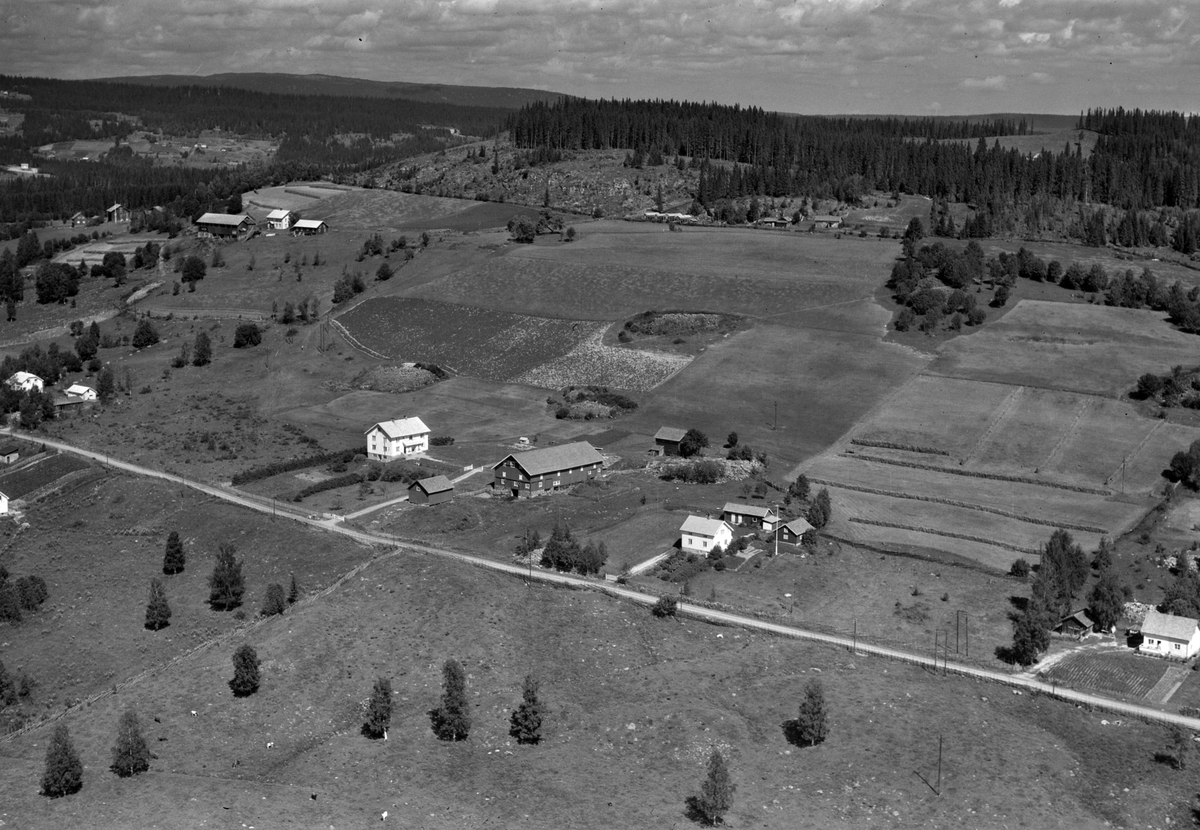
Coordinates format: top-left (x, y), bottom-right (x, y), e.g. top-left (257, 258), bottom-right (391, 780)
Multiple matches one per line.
top-left (492, 442), bottom-right (603, 498)
top-left (195, 212), bottom-right (257, 239)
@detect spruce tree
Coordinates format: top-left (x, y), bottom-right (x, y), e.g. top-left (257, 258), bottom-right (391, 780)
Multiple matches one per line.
top-left (509, 674), bottom-right (546, 745)
top-left (363, 677), bottom-right (393, 739)
top-left (162, 531), bottom-right (185, 575)
top-left (41, 723), bottom-right (83, 797)
top-left (208, 542), bottom-right (245, 610)
top-left (432, 659), bottom-right (471, 741)
top-left (794, 679), bottom-right (829, 746)
top-left (110, 708), bottom-right (150, 777)
top-left (0, 657), bottom-right (17, 706)
top-left (691, 748), bottom-right (735, 825)
top-left (229, 644), bottom-right (261, 697)
top-left (260, 583), bottom-right (286, 617)
top-left (192, 331), bottom-right (212, 367)
top-left (144, 578), bottom-right (171, 631)
top-left (287, 573), bottom-right (299, 605)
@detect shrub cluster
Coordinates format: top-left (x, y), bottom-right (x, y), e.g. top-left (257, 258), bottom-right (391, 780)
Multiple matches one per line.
top-left (0, 567), bottom-right (49, 624)
top-left (538, 524), bottom-right (606, 575)
top-left (231, 447), bottom-right (360, 485)
top-left (292, 472), bottom-right (363, 501)
top-left (430, 436), bottom-right (455, 446)
top-left (659, 459), bottom-right (724, 484)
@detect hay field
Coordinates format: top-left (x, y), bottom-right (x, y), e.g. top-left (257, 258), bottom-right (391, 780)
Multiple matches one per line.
top-left (1, 546), bottom-right (1187, 829)
top-left (968, 387), bottom-right (1089, 472)
top-left (410, 226), bottom-right (899, 323)
top-left (928, 300), bottom-right (1200, 397)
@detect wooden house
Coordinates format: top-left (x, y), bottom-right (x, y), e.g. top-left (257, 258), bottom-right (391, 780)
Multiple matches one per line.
top-left (106, 203), bottom-right (130, 223)
top-left (492, 441), bottom-right (603, 498)
top-left (654, 426), bottom-right (687, 456)
top-left (722, 501), bottom-right (779, 532)
top-left (774, 517), bottom-right (814, 545)
top-left (1054, 609), bottom-right (1095, 640)
top-left (408, 475), bottom-right (454, 505)
top-left (291, 219), bottom-right (329, 236)
top-left (195, 212), bottom-right (257, 239)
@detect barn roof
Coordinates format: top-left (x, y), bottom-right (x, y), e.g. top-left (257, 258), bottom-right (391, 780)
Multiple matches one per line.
top-left (654, 426), bottom-right (687, 443)
top-left (410, 475), bottom-right (453, 495)
top-left (366, 417), bottom-right (429, 438)
top-left (196, 212), bottom-right (254, 226)
top-left (680, 515), bottom-right (730, 537)
top-left (1141, 609), bottom-right (1199, 642)
top-left (723, 501), bottom-right (777, 519)
top-left (493, 441), bottom-right (603, 477)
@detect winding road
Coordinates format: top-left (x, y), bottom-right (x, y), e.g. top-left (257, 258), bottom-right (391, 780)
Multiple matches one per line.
top-left (15, 429), bottom-right (1200, 731)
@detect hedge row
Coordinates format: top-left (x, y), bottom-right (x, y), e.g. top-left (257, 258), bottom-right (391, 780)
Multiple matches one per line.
top-left (232, 447), bottom-right (362, 486)
top-left (292, 472), bottom-right (364, 501)
top-left (849, 438), bottom-right (949, 456)
top-left (808, 478), bottom-right (1107, 534)
top-left (848, 453), bottom-right (1111, 496)
top-left (848, 517), bottom-right (1040, 555)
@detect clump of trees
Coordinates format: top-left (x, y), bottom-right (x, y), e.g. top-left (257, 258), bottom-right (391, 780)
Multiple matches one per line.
top-left (652, 595), bottom-right (679, 617)
top-left (232, 323), bottom-right (261, 348)
top-left (1004, 529), bottom-right (1095, 666)
top-left (539, 523), bottom-right (606, 575)
top-left (0, 566), bottom-right (49, 624)
top-left (1170, 439), bottom-right (1200, 489)
top-left (659, 459), bottom-right (724, 484)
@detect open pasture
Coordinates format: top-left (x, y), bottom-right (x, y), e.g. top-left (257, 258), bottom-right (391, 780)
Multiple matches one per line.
top-left (625, 323), bottom-right (929, 473)
top-left (301, 189), bottom-right (531, 232)
top-left (1, 542), bottom-right (1187, 830)
top-left (410, 226), bottom-right (898, 323)
top-left (928, 300), bottom-right (1200, 397)
top-left (841, 193), bottom-right (932, 232)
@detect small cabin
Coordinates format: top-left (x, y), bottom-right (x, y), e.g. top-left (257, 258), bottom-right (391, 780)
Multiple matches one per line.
top-left (408, 475), bottom-right (454, 505)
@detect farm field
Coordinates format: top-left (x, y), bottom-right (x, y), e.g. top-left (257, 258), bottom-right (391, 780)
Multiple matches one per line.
top-left (0, 476), bottom-right (374, 723)
top-left (0, 452), bottom-right (91, 499)
top-left (1043, 650), bottom-right (1173, 702)
top-left (409, 224), bottom-right (900, 323)
top-left (927, 300), bottom-right (1200, 398)
top-left (1, 543), bottom-right (1190, 830)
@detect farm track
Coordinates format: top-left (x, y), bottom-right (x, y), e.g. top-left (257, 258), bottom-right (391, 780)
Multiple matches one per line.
top-left (328, 318), bottom-right (390, 360)
top-left (808, 477), bottom-right (1107, 534)
top-left (9, 430), bottom-right (1200, 736)
top-left (1041, 399), bottom-right (1093, 471)
top-left (962, 385), bottom-right (1024, 466)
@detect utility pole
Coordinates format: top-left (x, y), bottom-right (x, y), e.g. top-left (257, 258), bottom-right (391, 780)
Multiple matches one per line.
top-left (773, 400), bottom-right (778, 431)
top-left (936, 734), bottom-right (943, 795)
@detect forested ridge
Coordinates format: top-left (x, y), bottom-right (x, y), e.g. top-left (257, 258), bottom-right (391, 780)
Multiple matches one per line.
top-left (506, 99), bottom-right (1200, 235)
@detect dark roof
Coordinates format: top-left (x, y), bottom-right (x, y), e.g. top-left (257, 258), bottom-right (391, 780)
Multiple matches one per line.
top-left (778, 517), bottom-right (814, 536)
top-left (654, 426), bottom-right (687, 443)
top-left (1059, 609), bottom-right (1095, 630)
top-left (723, 501), bottom-right (777, 520)
top-left (196, 212), bottom-right (255, 227)
top-left (0, 444), bottom-right (19, 456)
top-left (493, 441), bottom-right (603, 477)
top-left (410, 475), bottom-right (453, 495)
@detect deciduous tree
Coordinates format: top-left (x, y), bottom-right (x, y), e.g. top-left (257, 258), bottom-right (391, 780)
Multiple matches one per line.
top-left (678, 428), bottom-right (709, 458)
top-left (260, 583), bottom-right (286, 617)
top-left (144, 578), bottom-right (171, 631)
top-left (192, 331), bottom-right (212, 366)
top-left (110, 708), bottom-right (150, 777)
top-left (208, 542), bottom-right (245, 610)
top-left (690, 748), bottom-right (735, 826)
top-left (363, 677), bottom-right (393, 739)
top-left (233, 323), bottom-right (261, 348)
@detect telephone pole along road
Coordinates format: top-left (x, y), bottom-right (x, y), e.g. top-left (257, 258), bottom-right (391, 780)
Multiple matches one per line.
top-left (20, 430), bottom-right (1200, 731)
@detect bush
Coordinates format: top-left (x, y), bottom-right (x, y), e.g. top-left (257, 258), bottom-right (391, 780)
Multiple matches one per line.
top-left (651, 595), bottom-right (678, 617)
top-left (233, 323), bottom-right (262, 348)
top-left (131, 319), bottom-right (159, 349)
top-left (430, 436), bottom-right (455, 446)
top-left (659, 459), bottom-right (724, 484)
top-left (1009, 558), bottom-right (1031, 578)
top-left (231, 447), bottom-right (361, 486)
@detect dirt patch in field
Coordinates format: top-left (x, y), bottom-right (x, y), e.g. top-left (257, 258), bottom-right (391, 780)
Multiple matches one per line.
top-left (350, 364), bottom-right (440, 393)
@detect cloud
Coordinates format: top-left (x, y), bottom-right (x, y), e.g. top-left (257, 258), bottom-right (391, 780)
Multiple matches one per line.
top-left (961, 75), bottom-right (1008, 90)
top-left (0, 0), bottom-right (1196, 113)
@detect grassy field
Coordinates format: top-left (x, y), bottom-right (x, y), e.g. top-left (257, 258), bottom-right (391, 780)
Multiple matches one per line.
top-left (2, 542), bottom-right (1195, 830)
top-left (928, 300), bottom-right (1200, 398)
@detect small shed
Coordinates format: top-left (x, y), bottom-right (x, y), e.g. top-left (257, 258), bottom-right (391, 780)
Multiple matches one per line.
top-left (1054, 609), bottom-right (1095, 640)
top-left (408, 475), bottom-right (454, 505)
top-left (0, 443), bottom-right (19, 464)
top-left (654, 426), bottom-right (687, 456)
top-left (811, 214), bottom-right (842, 229)
top-left (53, 394), bottom-right (85, 414)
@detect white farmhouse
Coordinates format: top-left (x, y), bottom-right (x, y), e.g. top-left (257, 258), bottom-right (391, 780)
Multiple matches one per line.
top-left (265, 209), bottom-right (294, 230)
top-left (1139, 609), bottom-right (1200, 660)
top-left (365, 417), bottom-right (430, 461)
top-left (65, 383), bottom-right (98, 401)
top-left (6, 371), bottom-right (43, 393)
top-left (680, 515), bottom-right (733, 556)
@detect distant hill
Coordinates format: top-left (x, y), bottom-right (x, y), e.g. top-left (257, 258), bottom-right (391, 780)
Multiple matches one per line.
top-left (95, 73), bottom-right (565, 110)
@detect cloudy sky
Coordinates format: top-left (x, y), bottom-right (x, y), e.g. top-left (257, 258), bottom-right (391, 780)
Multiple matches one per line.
top-left (1, 0), bottom-right (1196, 115)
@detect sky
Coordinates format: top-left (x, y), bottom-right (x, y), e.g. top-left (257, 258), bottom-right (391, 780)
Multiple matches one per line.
top-left (0, 0), bottom-right (1196, 115)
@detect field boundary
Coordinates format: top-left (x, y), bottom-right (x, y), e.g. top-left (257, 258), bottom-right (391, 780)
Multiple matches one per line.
top-left (963, 385), bottom-right (1023, 464)
top-left (1041, 399), bottom-right (1093, 470)
top-left (140, 305), bottom-right (271, 321)
top-left (848, 438), bottom-right (948, 456)
top-left (810, 477), bottom-right (1108, 534)
top-left (328, 318), bottom-right (390, 360)
top-left (1105, 420), bottom-right (1165, 487)
top-left (848, 517), bottom-right (1041, 555)
top-left (846, 452), bottom-right (1112, 495)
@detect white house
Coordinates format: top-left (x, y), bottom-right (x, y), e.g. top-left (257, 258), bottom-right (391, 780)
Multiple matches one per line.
top-left (365, 417), bottom-right (430, 461)
top-left (265, 209), bottom-right (294, 230)
top-left (680, 515), bottom-right (733, 556)
top-left (6, 371), bottom-right (43, 393)
top-left (1139, 609), bottom-right (1200, 660)
top-left (65, 383), bottom-right (98, 401)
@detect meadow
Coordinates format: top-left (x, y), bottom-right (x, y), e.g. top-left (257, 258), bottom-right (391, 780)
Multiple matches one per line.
top-left (2, 540), bottom-right (1196, 830)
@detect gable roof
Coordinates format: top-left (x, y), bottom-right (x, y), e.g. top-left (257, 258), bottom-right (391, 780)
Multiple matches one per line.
top-left (196, 212), bottom-right (254, 227)
top-left (1141, 609), bottom-right (1199, 641)
top-left (293, 219), bottom-right (328, 230)
top-left (0, 443), bottom-right (20, 456)
top-left (680, 515), bottom-right (730, 537)
top-left (265, 209), bottom-right (292, 220)
top-left (7, 371), bottom-right (41, 384)
top-left (723, 501), bottom-right (777, 519)
top-left (492, 441), bottom-right (603, 477)
top-left (366, 417), bottom-right (429, 439)
top-left (410, 475), bottom-right (453, 495)
top-left (66, 383), bottom-right (94, 396)
top-left (1059, 609), bottom-right (1095, 629)
top-left (778, 517), bottom-right (815, 536)
top-left (654, 426), bottom-right (687, 443)
top-left (107, 203), bottom-right (123, 212)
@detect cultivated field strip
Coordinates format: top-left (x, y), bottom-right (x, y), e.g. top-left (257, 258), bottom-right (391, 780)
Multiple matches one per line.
top-left (848, 517), bottom-right (1040, 555)
top-left (844, 452), bottom-right (1111, 495)
top-left (1044, 652), bottom-right (1169, 700)
top-left (962, 385), bottom-right (1024, 465)
top-left (971, 388), bottom-right (1084, 473)
top-left (1104, 420), bottom-right (1166, 486)
top-left (1040, 399), bottom-right (1093, 471)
